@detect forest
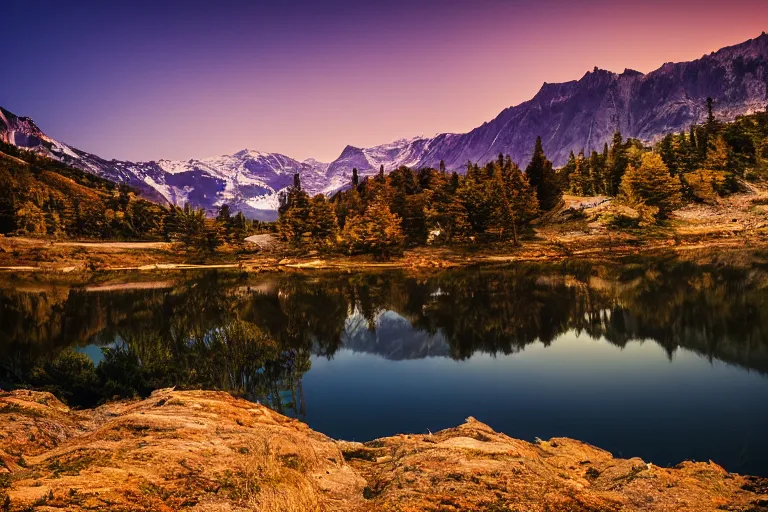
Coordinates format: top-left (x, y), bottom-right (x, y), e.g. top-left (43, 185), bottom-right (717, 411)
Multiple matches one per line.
top-left (0, 139), bottom-right (265, 254)
top-left (2, 101), bottom-right (768, 258)
top-left (277, 101), bottom-right (768, 255)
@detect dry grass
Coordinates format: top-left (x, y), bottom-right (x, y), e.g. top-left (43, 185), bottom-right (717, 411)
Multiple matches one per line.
top-left (216, 437), bottom-right (323, 512)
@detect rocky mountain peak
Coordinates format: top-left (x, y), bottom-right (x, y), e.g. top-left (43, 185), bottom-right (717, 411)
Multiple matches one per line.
top-left (620, 68), bottom-right (643, 77)
top-left (338, 144), bottom-right (364, 158)
top-left (3, 33), bottom-right (768, 219)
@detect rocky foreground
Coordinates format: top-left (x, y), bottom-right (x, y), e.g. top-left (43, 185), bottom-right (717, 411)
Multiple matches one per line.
top-left (0, 390), bottom-right (766, 512)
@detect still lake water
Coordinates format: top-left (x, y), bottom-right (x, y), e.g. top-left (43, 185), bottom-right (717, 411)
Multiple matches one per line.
top-left (2, 256), bottom-right (768, 476)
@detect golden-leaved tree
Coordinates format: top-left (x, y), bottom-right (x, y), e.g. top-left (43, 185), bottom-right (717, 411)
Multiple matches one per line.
top-left (682, 135), bottom-right (737, 203)
top-left (342, 197), bottom-right (404, 258)
top-left (620, 152), bottom-right (682, 221)
top-left (307, 194), bottom-right (339, 245)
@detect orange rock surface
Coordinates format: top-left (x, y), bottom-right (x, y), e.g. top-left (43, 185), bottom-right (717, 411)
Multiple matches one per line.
top-left (1, 389), bottom-right (765, 511)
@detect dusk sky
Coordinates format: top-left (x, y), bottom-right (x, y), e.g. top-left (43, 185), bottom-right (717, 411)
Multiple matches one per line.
top-left (4, 0), bottom-right (768, 162)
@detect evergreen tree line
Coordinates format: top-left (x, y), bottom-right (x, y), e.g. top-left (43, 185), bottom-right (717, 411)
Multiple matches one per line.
top-left (562, 100), bottom-right (768, 206)
top-left (4, 101), bottom-right (768, 256)
top-left (278, 137), bottom-right (562, 255)
top-left (278, 104), bottom-right (768, 252)
top-left (0, 141), bottom-right (168, 239)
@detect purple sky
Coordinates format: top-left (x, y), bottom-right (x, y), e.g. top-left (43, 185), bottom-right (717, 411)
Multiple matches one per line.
top-left (3, 0), bottom-right (767, 162)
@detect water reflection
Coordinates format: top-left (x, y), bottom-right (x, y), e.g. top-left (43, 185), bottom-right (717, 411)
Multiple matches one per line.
top-left (1, 253), bottom-right (768, 473)
top-left (3, 257), bottom-right (768, 403)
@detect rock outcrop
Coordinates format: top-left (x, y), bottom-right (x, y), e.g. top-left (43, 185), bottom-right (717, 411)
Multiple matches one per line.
top-left (1, 389), bottom-right (766, 511)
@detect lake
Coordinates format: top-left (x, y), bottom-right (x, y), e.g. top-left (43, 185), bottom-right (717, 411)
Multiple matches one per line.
top-left (2, 254), bottom-right (768, 476)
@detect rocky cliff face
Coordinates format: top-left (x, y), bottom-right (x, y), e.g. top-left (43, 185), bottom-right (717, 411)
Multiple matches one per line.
top-left (410, 32), bottom-right (768, 169)
top-left (3, 34), bottom-right (767, 218)
top-left (1, 389), bottom-right (766, 512)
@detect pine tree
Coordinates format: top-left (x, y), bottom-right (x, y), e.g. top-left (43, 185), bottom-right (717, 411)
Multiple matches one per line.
top-left (403, 191), bottom-right (430, 244)
top-left (277, 184), bottom-right (312, 242)
top-left (568, 151), bottom-right (590, 195)
top-left (501, 160), bottom-right (539, 244)
top-left (229, 211), bottom-right (249, 247)
top-left (525, 136), bottom-right (562, 210)
top-left (352, 168), bottom-right (359, 187)
top-left (659, 134), bottom-right (678, 176)
top-left (216, 204), bottom-right (233, 239)
top-left (457, 167), bottom-right (494, 235)
top-left (425, 173), bottom-right (469, 243)
top-left (525, 137), bottom-right (545, 189)
top-left (559, 151), bottom-right (577, 189)
top-left (705, 135), bottom-right (730, 171)
top-left (620, 153), bottom-right (682, 220)
top-left (342, 198), bottom-right (404, 258)
top-left (0, 168), bottom-right (17, 233)
top-left (308, 194), bottom-right (339, 244)
top-left (485, 162), bottom-right (512, 240)
top-left (165, 204), bottom-right (223, 256)
top-left (588, 151), bottom-right (603, 195)
top-left (606, 131), bottom-right (628, 195)
top-left (334, 187), bottom-right (363, 230)
top-left (689, 125), bottom-right (698, 157)
top-left (389, 167), bottom-right (409, 221)
top-left (680, 134), bottom-right (735, 201)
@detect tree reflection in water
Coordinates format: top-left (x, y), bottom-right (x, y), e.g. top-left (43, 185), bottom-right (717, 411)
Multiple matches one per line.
top-left (2, 251), bottom-right (768, 409)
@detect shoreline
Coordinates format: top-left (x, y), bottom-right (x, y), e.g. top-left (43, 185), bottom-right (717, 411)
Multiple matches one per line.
top-left (1, 388), bottom-right (766, 511)
top-left (0, 232), bottom-right (765, 275)
top-left (2, 182), bottom-right (767, 275)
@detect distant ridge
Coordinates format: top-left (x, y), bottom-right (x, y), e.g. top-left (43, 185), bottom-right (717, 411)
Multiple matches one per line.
top-left (3, 33), bottom-right (768, 219)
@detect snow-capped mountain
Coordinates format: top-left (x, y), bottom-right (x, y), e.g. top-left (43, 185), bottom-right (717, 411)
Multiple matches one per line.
top-left (3, 33), bottom-right (768, 219)
top-left (0, 106), bottom-right (330, 220)
top-left (339, 309), bottom-right (450, 360)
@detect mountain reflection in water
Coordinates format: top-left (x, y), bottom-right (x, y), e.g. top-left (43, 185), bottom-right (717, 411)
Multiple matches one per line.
top-left (2, 253), bottom-right (768, 475)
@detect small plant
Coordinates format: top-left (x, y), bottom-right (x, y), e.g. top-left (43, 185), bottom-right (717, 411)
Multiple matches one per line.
top-left (604, 213), bottom-right (639, 229)
top-left (481, 497), bottom-right (513, 512)
top-left (278, 453), bottom-right (303, 471)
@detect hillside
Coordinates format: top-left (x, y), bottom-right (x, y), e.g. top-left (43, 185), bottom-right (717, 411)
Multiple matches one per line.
top-left (0, 141), bottom-right (166, 239)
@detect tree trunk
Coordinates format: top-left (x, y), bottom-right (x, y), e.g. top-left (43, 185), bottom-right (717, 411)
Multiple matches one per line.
top-left (512, 219), bottom-right (519, 246)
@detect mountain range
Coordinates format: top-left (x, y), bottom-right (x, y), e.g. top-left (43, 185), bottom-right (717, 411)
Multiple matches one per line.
top-left (2, 33), bottom-right (767, 219)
